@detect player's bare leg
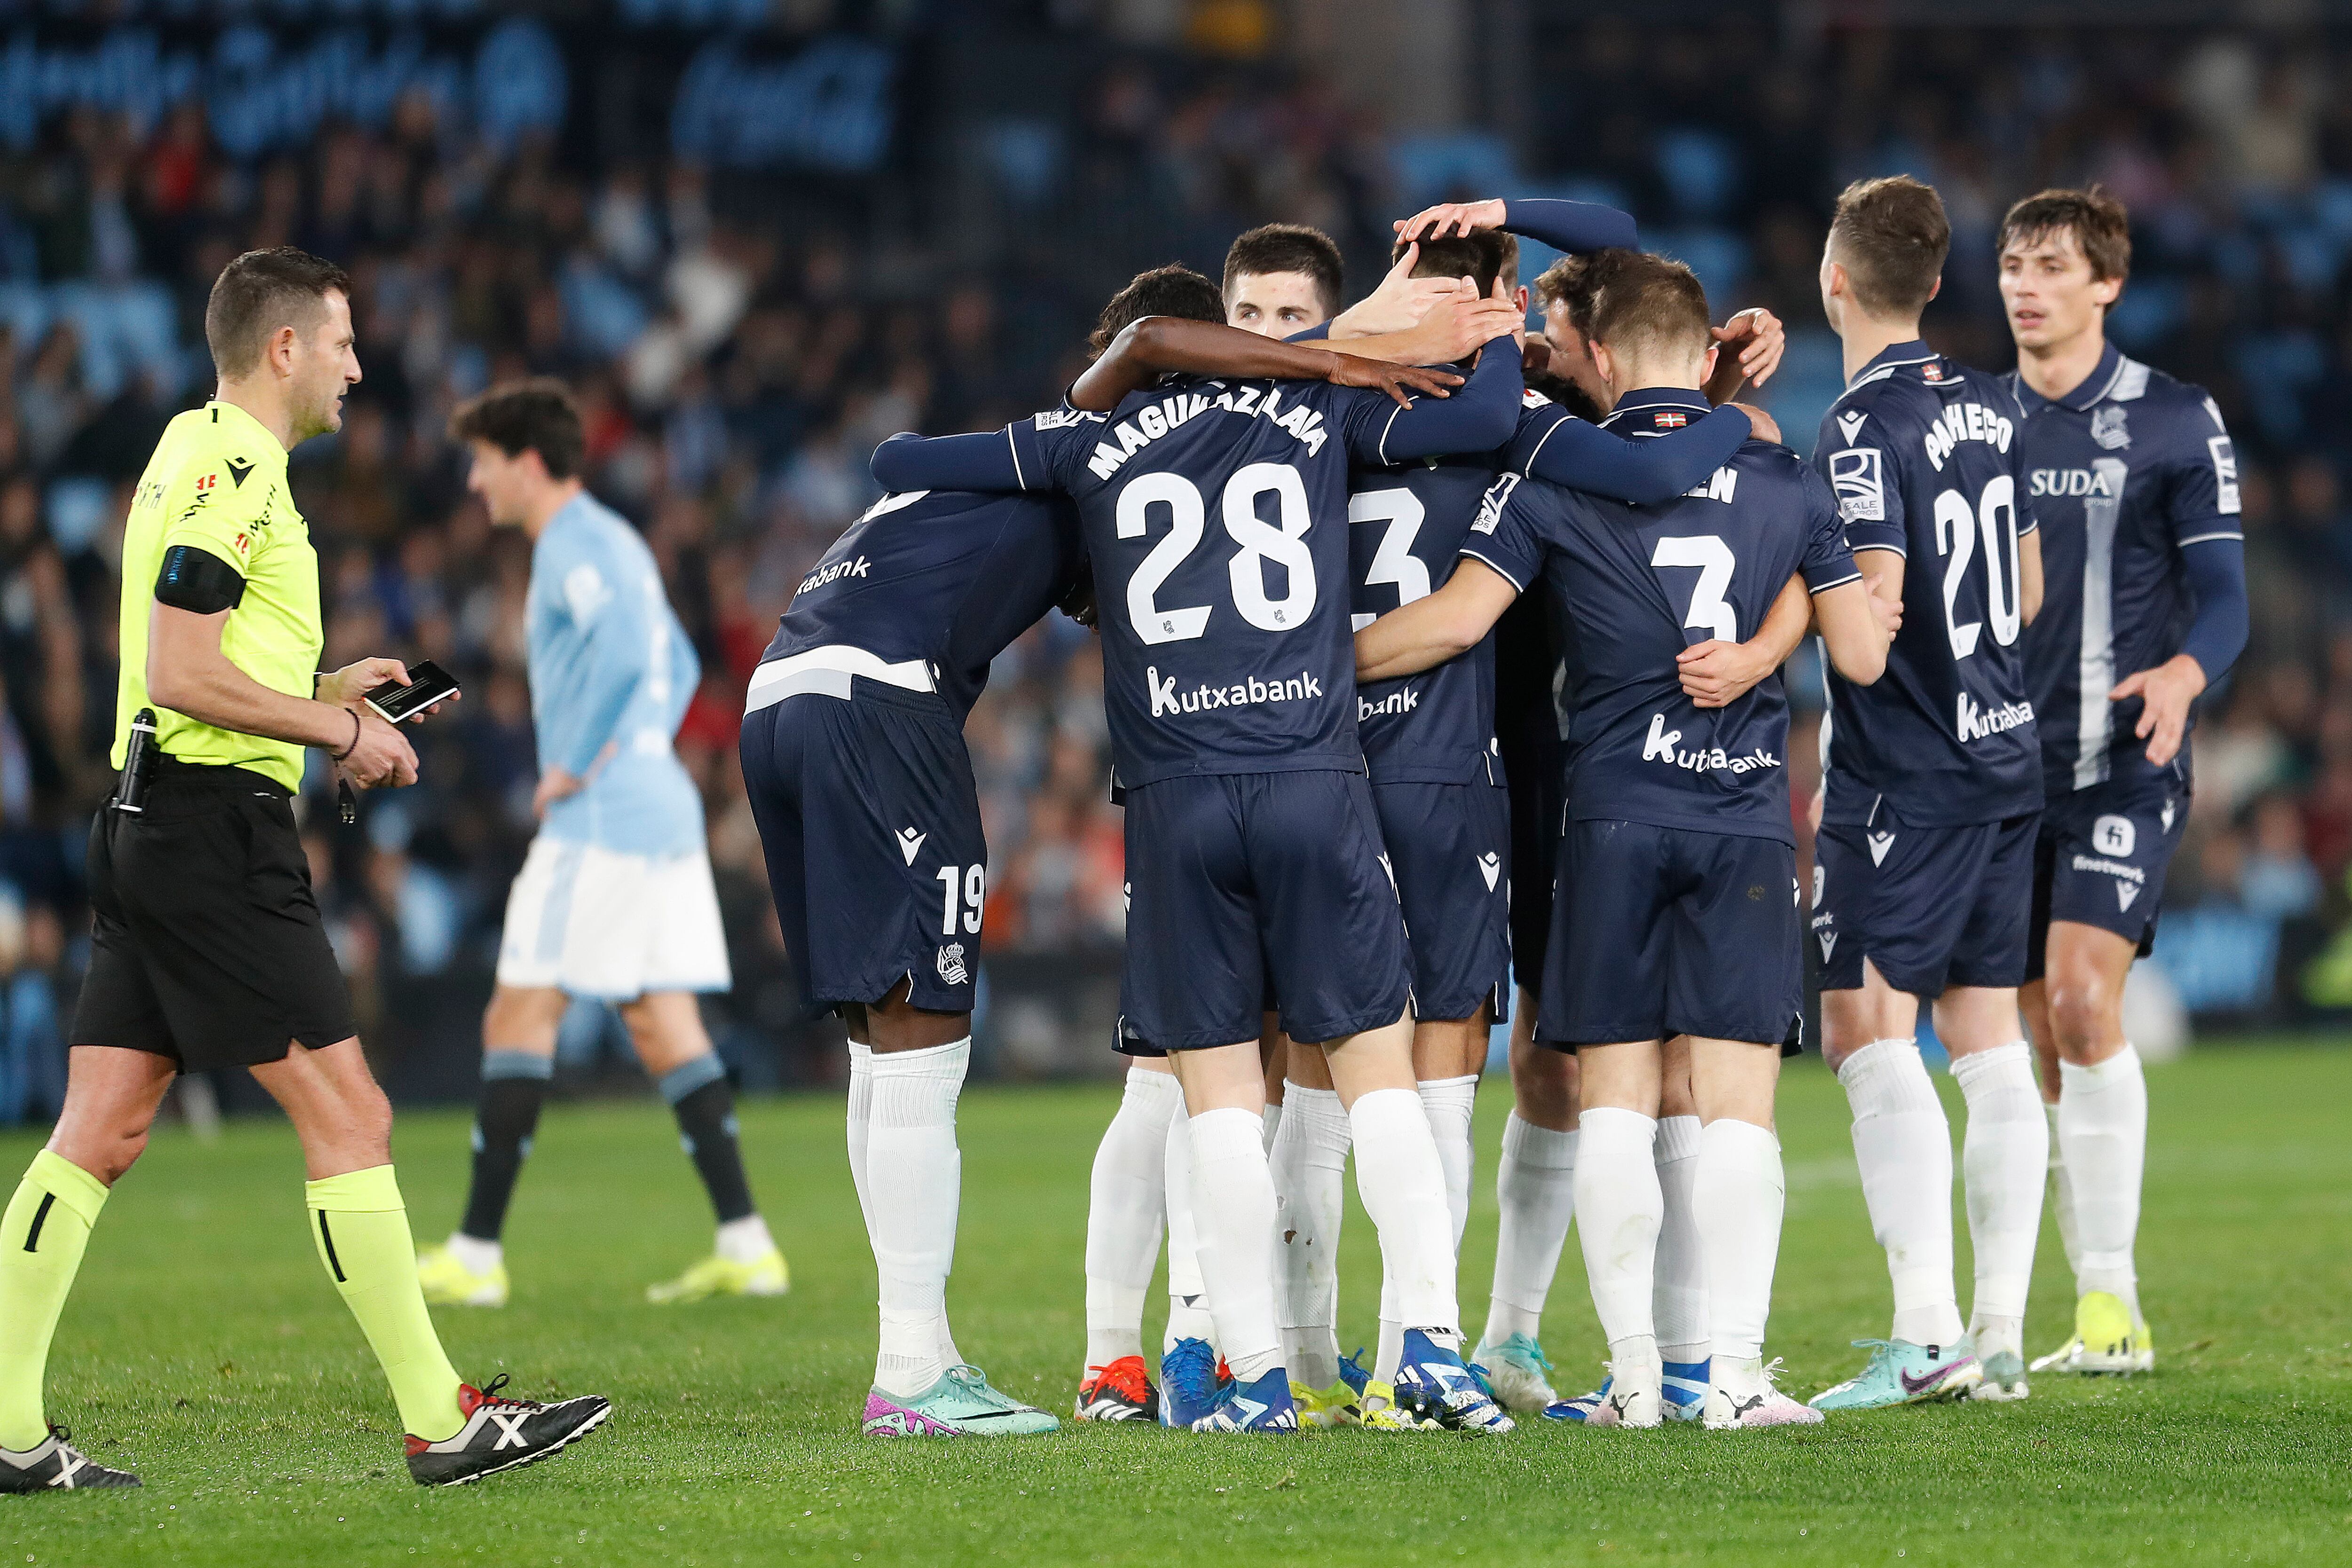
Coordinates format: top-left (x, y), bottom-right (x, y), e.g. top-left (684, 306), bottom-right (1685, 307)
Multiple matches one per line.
top-left (2026, 921), bottom-right (2151, 1374)
top-left (1816, 963), bottom-right (1978, 1407)
top-left (1933, 985), bottom-right (2045, 1396)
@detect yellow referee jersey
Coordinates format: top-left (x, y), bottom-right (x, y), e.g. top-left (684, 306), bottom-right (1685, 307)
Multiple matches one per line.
top-left (112, 400), bottom-right (323, 793)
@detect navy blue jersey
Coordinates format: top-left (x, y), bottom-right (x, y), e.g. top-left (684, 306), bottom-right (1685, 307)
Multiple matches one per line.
top-left (2010, 343), bottom-right (2241, 796)
top-left (1350, 390), bottom-right (1752, 784)
top-left (756, 488), bottom-right (1084, 723)
top-left (1463, 389), bottom-right (1860, 846)
top-left (1813, 342), bottom-right (2042, 827)
top-left (1001, 354), bottom-right (1517, 788)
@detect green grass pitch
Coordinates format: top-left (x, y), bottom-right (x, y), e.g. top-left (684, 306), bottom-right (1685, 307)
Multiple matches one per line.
top-left (1, 1041), bottom-right (2347, 1566)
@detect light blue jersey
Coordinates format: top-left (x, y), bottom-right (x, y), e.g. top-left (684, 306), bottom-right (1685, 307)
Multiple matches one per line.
top-left (526, 492), bottom-right (704, 857)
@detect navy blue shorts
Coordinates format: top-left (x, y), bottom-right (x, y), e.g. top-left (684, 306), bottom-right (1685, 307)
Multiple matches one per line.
top-left (1539, 819), bottom-right (1803, 1050)
top-left (739, 684), bottom-right (986, 1017)
top-left (1373, 779), bottom-right (1511, 1024)
top-left (2027, 772), bottom-right (2188, 981)
top-left (1814, 812), bottom-right (2039, 996)
top-left (1118, 771), bottom-right (1412, 1052)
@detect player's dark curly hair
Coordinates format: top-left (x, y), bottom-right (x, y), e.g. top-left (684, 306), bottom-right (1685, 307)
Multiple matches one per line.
top-left (448, 378), bottom-right (587, 480)
top-left (1999, 185), bottom-right (2131, 286)
top-left (1087, 264), bottom-right (1226, 358)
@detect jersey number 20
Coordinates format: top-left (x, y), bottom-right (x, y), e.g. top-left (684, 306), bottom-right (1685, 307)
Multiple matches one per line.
top-left (1933, 475), bottom-right (2022, 659)
top-left (1117, 464), bottom-right (1318, 645)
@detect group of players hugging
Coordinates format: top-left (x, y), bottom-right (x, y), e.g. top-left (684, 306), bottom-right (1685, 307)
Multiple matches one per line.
top-left (742, 173), bottom-right (2243, 1438)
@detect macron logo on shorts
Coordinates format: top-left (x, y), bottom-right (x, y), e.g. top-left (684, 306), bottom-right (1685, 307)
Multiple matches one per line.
top-left (1147, 666), bottom-right (1324, 720)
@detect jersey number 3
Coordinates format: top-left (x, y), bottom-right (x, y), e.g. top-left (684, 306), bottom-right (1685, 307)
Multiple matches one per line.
top-left (1117, 464), bottom-right (1318, 645)
top-left (1651, 534), bottom-right (1738, 643)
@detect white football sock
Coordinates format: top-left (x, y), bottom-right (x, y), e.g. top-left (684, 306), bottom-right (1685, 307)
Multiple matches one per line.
top-left (1418, 1076), bottom-right (1479, 1257)
top-left (1374, 1295), bottom-right (1405, 1387)
top-left (1262, 1100), bottom-right (1282, 1154)
top-left (1350, 1088), bottom-right (1462, 1344)
top-left (846, 1041), bottom-right (874, 1242)
top-left (2058, 1045), bottom-right (2146, 1323)
top-left (1951, 1042), bottom-right (2046, 1345)
top-left (1482, 1115), bottom-right (1576, 1347)
top-left (1185, 1106), bottom-right (1283, 1384)
top-left (1694, 1117), bottom-right (1783, 1361)
top-left (867, 1038), bottom-right (967, 1397)
top-left (1839, 1038), bottom-right (1964, 1347)
top-left (1573, 1106), bottom-right (1663, 1358)
top-left (1270, 1082), bottom-right (1348, 1392)
top-left (715, 1213), bottom-right (775, 1265)
top-left (2047, 1100), bottom-right (2083, 1283)
top-left (1652, 1114), bottom-right (1707, 1365)
top-left (1163, 1112), bottom-right (1217, 1352)
top-left (1083, 1068), bottom-right (1181, 1370)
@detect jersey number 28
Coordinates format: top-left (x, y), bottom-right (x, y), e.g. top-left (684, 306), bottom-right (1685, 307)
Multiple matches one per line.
top-left (1117, 464), bottom-right (1318, 645)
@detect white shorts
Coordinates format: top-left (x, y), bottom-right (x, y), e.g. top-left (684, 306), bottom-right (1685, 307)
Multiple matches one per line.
top-left (495, 836), bottom-right (732, 1000)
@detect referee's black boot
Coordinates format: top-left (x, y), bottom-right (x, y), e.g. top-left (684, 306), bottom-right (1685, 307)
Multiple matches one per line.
top-left (0, 1428), bottom-right (140, 1492)
top-left (404, 1374), bottom-right (610, 1487)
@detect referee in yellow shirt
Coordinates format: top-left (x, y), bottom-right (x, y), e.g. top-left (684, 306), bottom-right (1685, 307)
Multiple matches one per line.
top-left (0, 248), bottom-right (610, 1492)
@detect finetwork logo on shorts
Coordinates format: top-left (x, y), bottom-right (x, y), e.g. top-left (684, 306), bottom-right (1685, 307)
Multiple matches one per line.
top-left (1641, 713), bottom-right (1780, 776)
top-left (1956, 690), bottom-right (2034, 744)
top-left (1148, 666), bottom-right (1324, 719)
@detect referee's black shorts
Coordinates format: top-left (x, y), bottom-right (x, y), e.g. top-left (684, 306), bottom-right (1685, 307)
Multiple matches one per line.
top-left (72, 758), bottom-right (355, 1072)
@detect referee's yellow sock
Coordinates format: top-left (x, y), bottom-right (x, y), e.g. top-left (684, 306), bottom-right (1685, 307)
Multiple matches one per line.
top-left (0, 1151), bottom-right (110, 1451)
top-left (306, 1165), bottom-right (465, 1443)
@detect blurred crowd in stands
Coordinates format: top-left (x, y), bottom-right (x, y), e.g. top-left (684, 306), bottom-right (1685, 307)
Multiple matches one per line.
top-left (0, 10), bottom-right (2349, 1112)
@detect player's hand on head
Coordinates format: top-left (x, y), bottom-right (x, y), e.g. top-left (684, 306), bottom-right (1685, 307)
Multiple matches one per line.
top-left (2110, 653), bottom-right (2205, 767)
top-left (1726, 401), bottom-right (1782, 445)
top-left (1331, 244), bottom-right (1468, 338)
top-left (1712, 308), bottom-right (1787, 387)
top-left (1411, 294), bottom-right (1525, 364)
top-left (1327, 353), bottom-right (1463, 406)
top-left (1393, 199), bottom-right (1507, 242)
top-left (342, 706), bottom-right (418, 789)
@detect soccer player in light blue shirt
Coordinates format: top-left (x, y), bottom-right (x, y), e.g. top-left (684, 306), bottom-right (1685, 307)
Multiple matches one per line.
top-left (415, 380), bottom-right (785, 1310)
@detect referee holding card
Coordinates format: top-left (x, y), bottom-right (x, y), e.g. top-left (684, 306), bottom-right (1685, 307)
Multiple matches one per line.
top-left (0, 248), bottom-right (610, 1493)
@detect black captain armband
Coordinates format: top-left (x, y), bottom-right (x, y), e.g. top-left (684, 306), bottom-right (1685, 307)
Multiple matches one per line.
top-left (154, 544), bottom-right (246, 614)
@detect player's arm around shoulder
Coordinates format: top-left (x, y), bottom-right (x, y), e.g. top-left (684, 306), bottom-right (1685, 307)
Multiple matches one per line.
top-left (1354, 557), bottom-right (1519, 683)
top-left (1793, 460), bottom-right (1895, 686)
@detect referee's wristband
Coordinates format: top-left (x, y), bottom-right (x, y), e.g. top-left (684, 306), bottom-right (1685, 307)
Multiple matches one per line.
top-left (330, 706), bottom-right (362, 761)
